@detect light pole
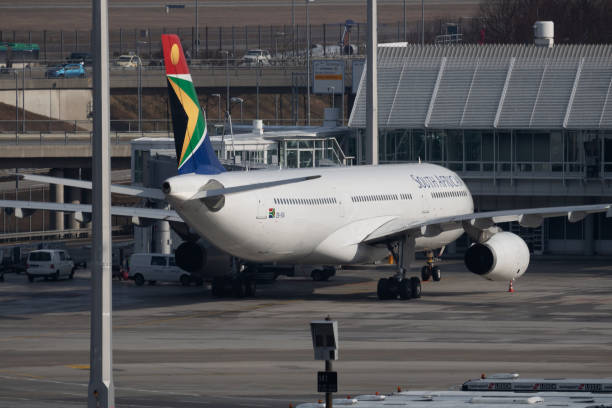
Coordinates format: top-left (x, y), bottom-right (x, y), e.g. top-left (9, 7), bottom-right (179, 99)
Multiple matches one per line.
top-left (220, 50), bottom-right (230, 114)
top-left (306, 0), bottom-right (314, 126)
top-left (328, 86), bottom-right (335, 109)
top-left (194, 0), bottom-right (198, 58)
top-left (211, 93), bottom-right (221, 122)
top-left (291, 0), bottom-right (296, 56)
top-left (231, 97), bottom-right (244, 123)
top-left (421, 0), bottom-right (425, 45)
top-left (403, 0), bottom-right (406, 42)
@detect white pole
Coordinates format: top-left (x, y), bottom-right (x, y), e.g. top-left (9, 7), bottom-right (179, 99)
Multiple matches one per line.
top-left (366, 0), bottom-right (378, 165)
top-left (88, 0), bottom-right (114, 406)
top-left (306, 0), bottom-right (312, 126)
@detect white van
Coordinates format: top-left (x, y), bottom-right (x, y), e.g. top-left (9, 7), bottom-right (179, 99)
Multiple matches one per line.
top-left (26, 249), bottom-right (75, 282)
top-left (129, 253), bottom-right (192, 286)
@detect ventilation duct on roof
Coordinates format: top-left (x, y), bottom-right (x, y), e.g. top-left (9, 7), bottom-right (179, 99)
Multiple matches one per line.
top-left (534, 21), bottom-right (554, 48)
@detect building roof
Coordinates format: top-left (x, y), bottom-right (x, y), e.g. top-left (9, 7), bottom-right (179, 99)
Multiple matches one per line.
top-left (349, 44), bottom-right (612, 130)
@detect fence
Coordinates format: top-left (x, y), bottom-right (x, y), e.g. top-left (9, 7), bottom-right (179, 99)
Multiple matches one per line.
top-left (0, 19), bottom-right (480, 62)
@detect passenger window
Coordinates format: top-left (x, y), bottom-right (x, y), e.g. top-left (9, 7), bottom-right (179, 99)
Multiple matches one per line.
top-left (151, 256), bottom-right (167, 266)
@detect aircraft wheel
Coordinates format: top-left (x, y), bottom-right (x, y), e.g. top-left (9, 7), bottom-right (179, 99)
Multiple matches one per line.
top-left (211, 277), bottom-right (224, 297)
top-left (311, 269), bottom-right (323, 281)
top-left (432, 266), bottom-right (441, 282)
top-left (133, 273), bottom-right (145, 286)
top-left (244, 278), bottom-right (256, 297)
top-left (398, 279), bottom-right (412, 300)
top-left (421, 265), bottom-right (431, 281)
top-left (410, 277), bottom-right (422, 298)
top-left (232, 277), bottom-right (246, 298)
top-left (377, 278), bottom-right (389, 300)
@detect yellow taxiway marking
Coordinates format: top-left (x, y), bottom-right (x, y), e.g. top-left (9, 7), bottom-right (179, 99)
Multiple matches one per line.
top-left (66, 364), bottom-right (89, 370)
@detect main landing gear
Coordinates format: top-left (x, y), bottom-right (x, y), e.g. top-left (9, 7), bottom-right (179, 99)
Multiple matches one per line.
top-left (420, 250), bottom-right (441, 282)
top-left (377, 237), bottom-right (422, 300)
top-left (211, 258), bottom-right (257, 298)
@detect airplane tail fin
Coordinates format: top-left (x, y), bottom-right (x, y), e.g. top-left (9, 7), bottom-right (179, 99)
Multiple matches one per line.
top-left (161, 34), bottom-right (225, 175)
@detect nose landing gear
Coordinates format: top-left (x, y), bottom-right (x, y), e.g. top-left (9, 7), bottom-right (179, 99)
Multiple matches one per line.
top-left (420, 250), bottom-right (441, 282)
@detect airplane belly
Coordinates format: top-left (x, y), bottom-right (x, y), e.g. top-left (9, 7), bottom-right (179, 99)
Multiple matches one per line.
top-left (415, 229), bottom-right (464, 251)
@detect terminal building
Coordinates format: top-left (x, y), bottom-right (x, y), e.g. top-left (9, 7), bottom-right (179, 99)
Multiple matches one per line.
top-left (349, 44), bottom-right (612, 255)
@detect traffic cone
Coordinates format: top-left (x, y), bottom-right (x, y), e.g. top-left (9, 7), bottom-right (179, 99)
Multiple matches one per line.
top-left (508, 281), bottom-right (514, 293)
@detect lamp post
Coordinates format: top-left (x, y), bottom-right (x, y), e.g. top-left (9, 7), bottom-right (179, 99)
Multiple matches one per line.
top-left (328, 86), bottom-right (335, 109)
top-left (306, 0), bottom-right (314, 126)
top-left (211, 93), bottom-right (221, 122)
top-left (194, 0), bottom-right (198, 58)
top-left (421, 0), bottom-right (425, 45)
top-left (231, 97), bottom-right (244, 123)
top-left (220, 50), bottom-right (230, 114)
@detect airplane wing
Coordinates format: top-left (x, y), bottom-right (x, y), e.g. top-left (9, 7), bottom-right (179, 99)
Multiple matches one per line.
top-left (187, 175), bottom-right (322, 200)
top-left (362, 203), bottom-right (612, 245)
top-left (0, 200), bottom-right (183, 222)
top-left (19, 174), bottom-right (165, 200)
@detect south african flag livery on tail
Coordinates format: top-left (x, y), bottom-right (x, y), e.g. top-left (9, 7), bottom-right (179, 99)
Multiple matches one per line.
top-left (162, 34), bottom-right (225, 175)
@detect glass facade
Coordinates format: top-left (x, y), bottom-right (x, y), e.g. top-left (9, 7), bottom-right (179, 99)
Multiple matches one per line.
top-left (356, 128), bottom-right (612, 180)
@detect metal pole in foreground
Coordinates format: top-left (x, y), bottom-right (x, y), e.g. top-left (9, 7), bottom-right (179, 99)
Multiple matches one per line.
top-left (366, 0), bottom-right (378, 165)
top-left (421, 0), bottom-right (425, 46)
top-left (88, 0), bottom-right (114, 406)
top-left (306, 0), bottom-right (312, 126)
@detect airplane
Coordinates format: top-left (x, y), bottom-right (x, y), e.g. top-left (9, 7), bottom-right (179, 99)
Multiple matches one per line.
top-left (1, 34), bottom-right (610, 300)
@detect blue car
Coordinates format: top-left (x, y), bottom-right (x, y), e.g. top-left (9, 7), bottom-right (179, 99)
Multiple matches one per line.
top-left (45, 63), bottom-right (86, 78)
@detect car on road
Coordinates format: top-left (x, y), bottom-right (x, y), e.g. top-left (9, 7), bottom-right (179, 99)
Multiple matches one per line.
top-left (129, 253), bottom-right (194, 286)
top-left (45, 63), bottom-right (86, 78)
top-left (26, 249), bottom-right (75, 282)
top-left (67, 52), bottom-right (92, 66)
top-left (241, 49), bottom-right (271, 66)
top-left (115, 54), bottom-right (142, 68)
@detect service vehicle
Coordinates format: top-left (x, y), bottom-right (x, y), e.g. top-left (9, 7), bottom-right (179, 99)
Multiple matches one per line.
top-left (26, 249), bottom-right (75, 282)
top-left (128, 253), bottom-right (193, 286)
top-left (115, 54), bottom-right (142, 68)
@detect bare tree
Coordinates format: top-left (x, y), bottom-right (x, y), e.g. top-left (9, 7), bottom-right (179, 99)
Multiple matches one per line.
top-left (478, 0), bottom-right (612, 44)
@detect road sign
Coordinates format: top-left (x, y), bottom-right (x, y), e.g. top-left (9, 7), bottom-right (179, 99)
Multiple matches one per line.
top-left (313, 60), bottom-right (345, 94)
top-left (318, 371), bottom-right (338, 393)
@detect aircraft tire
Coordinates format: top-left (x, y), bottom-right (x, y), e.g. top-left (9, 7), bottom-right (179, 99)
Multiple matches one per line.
top-left (232, 277), bottom-right (246, 298)
top-left (410, 277), bottom-right (422, 298)
top-left (377, 278), bottom-right (389, 300)
top-left (399, 279), bottom-right (412, 300)
top-left (244, 278), bottom-right (256, 297)
top-left (432, 266), bottom-right (441, 282)
top-left (421, 266), bottom-right (431, 281)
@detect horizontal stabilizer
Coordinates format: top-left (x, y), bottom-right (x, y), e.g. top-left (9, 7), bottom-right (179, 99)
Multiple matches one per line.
top-left (187, 175), bottom-right (321, 200)
top-left (19, 174), bottom-right (165, 200)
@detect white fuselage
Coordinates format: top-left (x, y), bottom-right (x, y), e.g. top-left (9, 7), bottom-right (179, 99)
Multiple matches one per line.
top-left (165, 163), bottom-right (474, 264)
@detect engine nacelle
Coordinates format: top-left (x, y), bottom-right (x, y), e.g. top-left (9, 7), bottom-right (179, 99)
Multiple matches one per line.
top-left (464, 232), bottom-right (530, 281)
top-left (175, 241), bottom-right (207, 273)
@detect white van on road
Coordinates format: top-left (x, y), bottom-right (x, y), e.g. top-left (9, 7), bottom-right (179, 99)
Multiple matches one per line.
top-left (26, 249), bottom-right (75, 282)
top-left (129, 253), bottom-right (193, 286)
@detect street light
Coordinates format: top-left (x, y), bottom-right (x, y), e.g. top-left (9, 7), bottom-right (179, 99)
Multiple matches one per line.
top-left (306, 0), bottom-right (315, 126)
top-left (220, 50), bottom-right (230, 114)
top-left (230, 97), bottom-right (244, 123)
top-left (328, 86), bottom-right (335, 109)
top-left (211, 93), bottom-right (221, 122)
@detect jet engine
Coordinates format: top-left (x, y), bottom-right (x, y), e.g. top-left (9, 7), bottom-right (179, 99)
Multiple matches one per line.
top-left (175, 241), bottom-right (206, 273)
top-left (173, 239), bottom-right (232, 278)
top-left (464, 232), bottom-right (530, 281)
